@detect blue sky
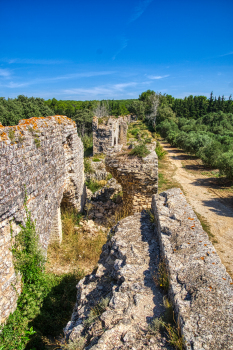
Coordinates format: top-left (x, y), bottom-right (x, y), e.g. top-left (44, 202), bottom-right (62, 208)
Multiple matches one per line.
top-left (0, 0), bottom-right (232, 100)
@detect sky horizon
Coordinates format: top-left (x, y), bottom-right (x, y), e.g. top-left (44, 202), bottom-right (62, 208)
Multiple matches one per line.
top-left (0, 0), bottom-right (232, 101)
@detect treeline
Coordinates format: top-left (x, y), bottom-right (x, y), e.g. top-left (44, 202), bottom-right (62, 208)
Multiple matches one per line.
top-left (171, 92), bottom-right (233, 119)
top-left (0, 95), bottom-right (54, 126)
top-left (44, 98), bottom-right (137, 119)
top-left (156, 93), bottom-right (233, 179)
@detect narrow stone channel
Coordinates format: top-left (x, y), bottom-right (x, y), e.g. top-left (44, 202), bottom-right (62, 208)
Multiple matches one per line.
top-left (64, 212), bottom-right (173, 349)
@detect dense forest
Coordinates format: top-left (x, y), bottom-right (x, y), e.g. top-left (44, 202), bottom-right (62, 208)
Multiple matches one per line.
top-left (0, 96), bottom-right (54, 126)
top-left (1, 91), bottom-right (233, 178)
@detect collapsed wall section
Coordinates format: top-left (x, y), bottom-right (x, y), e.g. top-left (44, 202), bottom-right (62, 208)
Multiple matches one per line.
top-left (92, 115), bottom-right (131, 155)
top-left (105, 144), bottom-right (158, 214)
top-left (151, 188), bottom-right (233, 349)
top-left (0, 115), bottom-right (85, 324)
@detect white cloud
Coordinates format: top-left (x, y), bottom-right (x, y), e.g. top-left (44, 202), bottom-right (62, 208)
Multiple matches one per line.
top-left (129, 0), bottom-right (154, 23)
top-left (3, 71), bottom-right (116, 89)
top-left (62, 81), bottom-right (150, 97)
top-left (112, 37), bottom-right (128, 60)
top-left (147, 74), bottom-right (170, 80)
top-left (5, 58), bottom-right (69, 65)
top-left (219, 52), bottom-right (233, 57)
top-left (0, 68), bottom-right (11, 78)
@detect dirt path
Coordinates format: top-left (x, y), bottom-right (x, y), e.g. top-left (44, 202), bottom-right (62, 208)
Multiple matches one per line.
top-left (160, 141), bottom-right (233, 278)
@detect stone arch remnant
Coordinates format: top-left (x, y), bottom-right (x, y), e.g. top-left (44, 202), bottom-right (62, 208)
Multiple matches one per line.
top-left (0, 115), bottom-right (85, 324)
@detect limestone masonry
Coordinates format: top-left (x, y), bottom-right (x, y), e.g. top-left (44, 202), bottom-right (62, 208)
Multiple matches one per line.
top-left (152, 188), bottom-right (233, 349)
top-left (105, 143), bottom-right (158, 214)
top-left (92, 115), bottom-right (132, 155)
top-left (0, 116), bottom-right (85, 324)
top-left (64, 212), bottom-right (168, 349)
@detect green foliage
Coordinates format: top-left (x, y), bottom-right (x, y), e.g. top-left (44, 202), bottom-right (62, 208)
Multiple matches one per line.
top-left (0, 96), bottom-right (54, 126)
top-left (149, 298), bottom-right (183, 349)
top-left (153, 259), bottom-right (169, 291)
top-left (0, 198), bottom-right (84, 350)
top-left (84, 297), bottom-right (109, 328)
top-left (157, 104), bottom-right (233, 178)
top-left (8, 129), bottom-right (15, 143)
top-left (129, 143), bottom-right (150, 158)
top-left (84, 158), bottom-right (94, 173)
top-left (127, 100), bottom-right (145, 119)
top-left (106, 173), bottom-right (112, 181)
top-left (64, 337), bottom-right (85, 350)
top-left (11, 202), bottom-right (45, 285)
top-left (85, 179), bottom-right (103, 193)
top-left (155, 142), bottom-right (167, 159)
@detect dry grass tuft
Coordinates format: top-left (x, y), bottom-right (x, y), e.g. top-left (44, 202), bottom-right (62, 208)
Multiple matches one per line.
top-left (46, 208), bottom-right (107, 274)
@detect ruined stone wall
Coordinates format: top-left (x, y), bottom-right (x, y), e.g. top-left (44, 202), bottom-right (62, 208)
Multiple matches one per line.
top-left (151, 188), bottom-right (233, 349)
top-left (92, 115), bottom-right (131, 155)
top-left (0, 116), bottom-right (85, 324)
top-left (105, 143), bottom-right (158, 214)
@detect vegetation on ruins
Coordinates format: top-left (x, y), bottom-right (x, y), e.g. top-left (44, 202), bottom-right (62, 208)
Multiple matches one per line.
top-left (155, 141), bottom-right (167, 159)
top-left (85, 178), bottom-right (106, 192)
top-left (129, 143), bottom-right (150, 158)
top-left (0, 199), bottom-right (85, 350)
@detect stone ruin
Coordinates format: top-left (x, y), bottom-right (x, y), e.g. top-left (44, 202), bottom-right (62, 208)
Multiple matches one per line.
top-left (92, 115), bottom-right (132, 155)
top-left (1, 114), bottom-right (233, 349)
top-left (0, 116), bottom-right (85, 324)
top-left (65, 188), bottom-right (233, 349)
top-left (105, 142), bottom-right (158, 215)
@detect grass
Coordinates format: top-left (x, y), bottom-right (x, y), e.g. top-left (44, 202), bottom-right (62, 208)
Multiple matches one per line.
top-left (106, 173), bottom-right (112, 181)
top-left (25, 272), bottom-right (85, 350)
top-left (47, 208), bottom-right (107, 273)
top-left (83, 297), bottom-right (110, 328)
top-left (84, 158), bottom-right (94, 173)
top-left (0, 201), bottom-right (86, 350)
top-left (153, 259), bottom-right (169, 292)
top-left (64, 337), bottom-right (85, 350)
top-left (149, 297), bottom-right (183, 350)
top-left (85, 179), bottom-right (104, 193)
top-left (155, 141), bottom-right (167, 159)
top-left (129, 143), bottom-right (150, 158)
top-left (194, 210), bottom-right (217, 243)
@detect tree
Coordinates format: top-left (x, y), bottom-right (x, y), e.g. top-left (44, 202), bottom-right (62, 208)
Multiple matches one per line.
top-left (93, 101), bottom-right (110, 118)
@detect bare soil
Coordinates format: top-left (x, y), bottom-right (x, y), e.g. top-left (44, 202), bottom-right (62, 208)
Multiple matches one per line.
top-left (159, 140), bottom-right (233, 278)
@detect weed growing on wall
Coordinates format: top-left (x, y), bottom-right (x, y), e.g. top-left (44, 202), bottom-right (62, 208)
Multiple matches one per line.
top-left (84, 158), bottom-right (94, 173)
top-left (0, 199), bottom-right (45, 349)
top-left (0, 199), bottom-right (84, 350)
top-left (8, 129), bottom-right (15, 144)
top-left (85, 179), bottom-right (103, 192)
top-left (149, 297), bottom-right (183, 350)
top-left (129, 143), bottom-right (150, 158)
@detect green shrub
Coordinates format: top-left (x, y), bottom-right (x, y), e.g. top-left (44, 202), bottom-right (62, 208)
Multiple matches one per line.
top-left (129, 143), bottom-right (150, 158)
top-left (85, 179), bottom-right (103, 193)
top-left (106, 173), bottom-right (113, 181)
top-left (0, 196), bottom-right (84, 350)
top-left (155, 142), bottom-right (167, 159)
top-left (84, 158), bottom-right (94, 173)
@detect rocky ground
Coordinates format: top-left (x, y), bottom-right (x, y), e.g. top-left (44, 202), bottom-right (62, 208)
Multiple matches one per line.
top-left (64, 212), bottom-right (174, 350)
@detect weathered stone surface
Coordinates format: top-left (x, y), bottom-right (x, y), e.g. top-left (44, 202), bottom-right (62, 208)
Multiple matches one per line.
top-left (85, 159), bottom-right (110, 182)
top-left (64, 212), bottom-right (173, 349)
top-left (93, 116), bottom-right (133, 155)
top-left (105, 143), bottom-right (158, 214)
top-left (151, 188), bottom-right (233, 350)
top-left (0, 115), bottom-right (85, 324)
